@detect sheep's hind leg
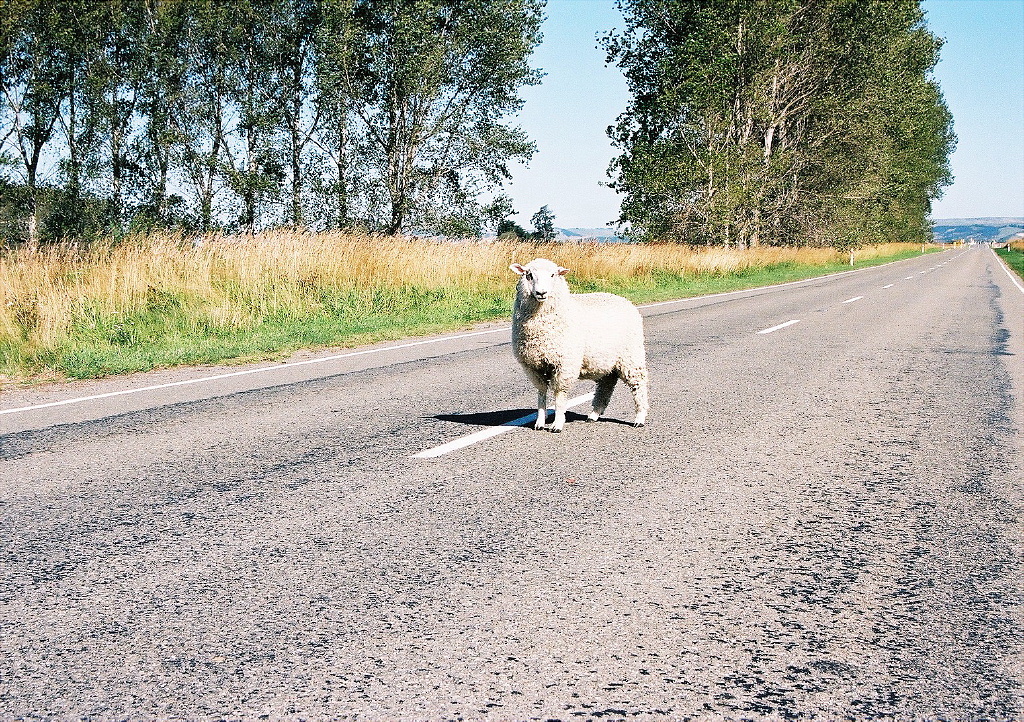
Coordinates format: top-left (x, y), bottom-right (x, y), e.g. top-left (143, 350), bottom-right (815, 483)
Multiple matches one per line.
top-left (587, 374), bottom-right (617, 422)
top-left (621, 366), bottom-right (649, 427)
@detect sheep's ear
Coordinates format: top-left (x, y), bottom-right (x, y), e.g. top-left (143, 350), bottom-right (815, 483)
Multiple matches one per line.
top-left (557, 266), bottom-right (570, 276)
top-left (510, 263), bottom-right (526, 275)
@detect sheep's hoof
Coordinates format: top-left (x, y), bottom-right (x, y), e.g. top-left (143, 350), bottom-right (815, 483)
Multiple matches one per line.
top-left (633, 421), bottom-right (646, 428)
top-left (549, 426), bottom-right (563, 433)
top-left (586, 413), bottom-right (599, 423)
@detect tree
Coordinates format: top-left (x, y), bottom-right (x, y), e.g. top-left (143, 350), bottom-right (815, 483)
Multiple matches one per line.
top-left (0, 0), bottom-right (64, 245)
top-left (497, 216), bottom-right (530, 240)
top-left (312, 0), bottom-right (360, 229)
top-left (270, 0), bottom-right (321, 228)
top-left (343, 0), bottom-right (544, 235)
top-left (218, 0), bottom-right (285, 233)
top-left (0, 0), bottom-right (547, 241)
top-left (602, 0), bottom-right (955, 247)
top-left (132, 0), bottom-right (190, 231)
top-left (530, 204), bottom-right (556, 240)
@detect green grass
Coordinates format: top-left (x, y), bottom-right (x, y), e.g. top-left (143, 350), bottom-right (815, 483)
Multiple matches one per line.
top-left (996, 246), bottom-right (1024, 282)
top-left (3, 245), bottom-right (935, 383)
top-left (9, 286), bottom-right (512, 380)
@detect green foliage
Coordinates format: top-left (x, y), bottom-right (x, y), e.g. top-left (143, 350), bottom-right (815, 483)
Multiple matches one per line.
top-left (0, 0), bottom-right (545, 242)
top-left (496, 217), bottom-right (532, 241)
top-left (530, 204), bottom-right (556, 240)
top-left (603, 0), bottom-right (955, 248)
top-left (996, 246), bottom-right (1024, 282)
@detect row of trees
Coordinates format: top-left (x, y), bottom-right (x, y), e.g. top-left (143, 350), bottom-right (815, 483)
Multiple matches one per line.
top-left (603, 0), bottom-right (956, 247)
top-left (0, 0), bottom-right (544, 244)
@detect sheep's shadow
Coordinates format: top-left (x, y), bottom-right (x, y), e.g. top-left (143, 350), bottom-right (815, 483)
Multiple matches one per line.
top-left (431, 409), bottom-right (633, 427)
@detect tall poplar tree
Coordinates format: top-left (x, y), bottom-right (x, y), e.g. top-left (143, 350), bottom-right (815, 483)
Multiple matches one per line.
top-left (603, 0), bottom-right (955, 247)
top-left (0, 0), bottom-right (64, 245)
top-left (1, 0), bottom-right (547, 240)
top-left (345, 0), bottom-right (544, 235)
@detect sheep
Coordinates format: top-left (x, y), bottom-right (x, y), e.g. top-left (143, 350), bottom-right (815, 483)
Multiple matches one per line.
top-left (510, 257), bottom-right (649, 432)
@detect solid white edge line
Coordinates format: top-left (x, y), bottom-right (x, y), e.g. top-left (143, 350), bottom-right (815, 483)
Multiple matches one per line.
top-left (412, 392), bottom-right (595, 459)
top-left (991, 246), bottom-right (1024, 294)
top-left (757, 319), bottom-right (801, 334)
top-left (0, 327), bottom-right (507, 416)
top-left (841, 296), bottom-right (864, 304)
top-left (1, 249), bottom-right (945, 417)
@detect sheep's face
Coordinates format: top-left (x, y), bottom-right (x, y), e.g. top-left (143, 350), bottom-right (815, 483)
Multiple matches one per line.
top-left (511, 259), bottom-right (569, 303)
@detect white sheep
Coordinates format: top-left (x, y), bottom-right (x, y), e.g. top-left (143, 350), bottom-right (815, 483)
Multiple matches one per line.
top-left (510, 257), bottom-right (649, 432)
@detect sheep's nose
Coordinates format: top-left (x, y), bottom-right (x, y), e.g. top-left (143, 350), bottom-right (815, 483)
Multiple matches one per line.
top-left (534, 291), bottom-right (547, 300)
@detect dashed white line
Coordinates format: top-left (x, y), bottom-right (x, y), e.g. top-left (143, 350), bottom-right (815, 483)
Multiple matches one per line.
top-left (757, 319), bottom-right (801, 334)
top-left (905, 276), bottom-right (915, 280)
top-left (841, 296), bottom-right (864, 304)
top-left (882, 284), bottom-right (894, 288)
top-left (412, 392), bottom-right (595, 458)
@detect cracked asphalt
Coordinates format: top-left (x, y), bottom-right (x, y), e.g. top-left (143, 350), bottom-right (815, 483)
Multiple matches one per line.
top-left (1, 247), bottom-right (1022, 720)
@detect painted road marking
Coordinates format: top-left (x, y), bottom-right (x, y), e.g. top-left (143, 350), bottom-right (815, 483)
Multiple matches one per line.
top-left (905, 276), bottom-right (915, 279)
top-left (841, 296), bottom-right (864, 304)
top-left (882, 284), bottom-right (894, 288)
top-left (757, 319), bottom-right (801, 334)
top-left (992, 247), bottom-right (1024, 294)
top-left (0, 328), bottom-right (508, 417)
top-left (412, 393), bottom-right (595, 459)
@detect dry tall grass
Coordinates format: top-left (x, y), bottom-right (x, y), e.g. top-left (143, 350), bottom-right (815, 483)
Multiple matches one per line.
top-left (0, 231), bottom-right (922, 349)
top-left (0, 231), bottom-right (928, 381)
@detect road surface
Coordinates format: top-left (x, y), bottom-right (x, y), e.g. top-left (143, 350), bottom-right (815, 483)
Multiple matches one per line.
top-left (2, 247), bottom-right (1022, 719)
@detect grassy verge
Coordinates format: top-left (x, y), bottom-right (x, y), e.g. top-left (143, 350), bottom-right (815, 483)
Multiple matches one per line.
top-left (0, 233), bottom-right (936, 384)
top-left (996, 241), bottom-right (1024, 282)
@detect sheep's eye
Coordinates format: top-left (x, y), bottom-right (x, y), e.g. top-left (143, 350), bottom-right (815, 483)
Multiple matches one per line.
top-left (525, 272), bottom-right (532, 280)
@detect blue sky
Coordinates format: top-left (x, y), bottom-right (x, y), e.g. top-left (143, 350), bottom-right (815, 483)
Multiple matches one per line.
top-left (504, 0), bottom-right (1024, 229)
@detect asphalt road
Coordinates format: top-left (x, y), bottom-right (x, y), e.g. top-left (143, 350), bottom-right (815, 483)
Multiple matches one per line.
top-left (2, 247), bottom-right (1023, 720)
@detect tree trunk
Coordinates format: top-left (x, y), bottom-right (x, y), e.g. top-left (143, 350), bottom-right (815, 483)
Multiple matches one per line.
top-left (336, 121), bottom-right (348, 227)
top-left (290, 60), bottom-right (304, 227)
top-left (26, 202), bottom-right (39, 249)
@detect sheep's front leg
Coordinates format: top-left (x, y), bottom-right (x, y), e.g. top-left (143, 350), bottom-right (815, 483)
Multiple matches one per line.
top-left (550, 387), bottom-right (569, 432)
top-left (534, 388), bottom-right (548, 430)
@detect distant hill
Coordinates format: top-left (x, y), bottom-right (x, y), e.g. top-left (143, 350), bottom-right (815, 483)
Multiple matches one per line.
top-left (932, 217), bottom-right (1024, 243)
top-left (557, 227), bottom-right (624, 241)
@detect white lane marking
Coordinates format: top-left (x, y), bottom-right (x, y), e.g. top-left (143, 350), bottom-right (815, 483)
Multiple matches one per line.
top-left (0, 328), bottom-right (507, 416)
top-left (412, 392), bottom-right (595, 459)
top-left (0, 251), bottom-right (938, 417)
top-left (757, 319), bottom-right (801, 334)
top-left (882, 284), bottom-right (894, 288)
top-left (637, 253), bottom-right (929, 311)
top-left (919, 271), bottom-right (928, 274)
top-left (841, 296), bottom-right (864, 304)
top-left (905, 276), bottom-right (915, 279)
top-left (991, 247), bottom-right (1024, 294)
